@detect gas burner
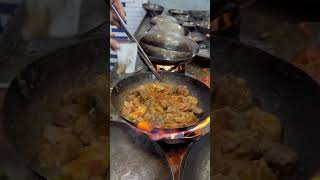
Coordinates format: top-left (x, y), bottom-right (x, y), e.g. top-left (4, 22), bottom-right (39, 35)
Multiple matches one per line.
top-left (128, 117), bottom-right (210, 144)
top-left (161, 130), bottom-right (203, 144)
top-left (111, 121), bottom-right (208, 180)
top-left (153, 63), bottom-right (186, 73)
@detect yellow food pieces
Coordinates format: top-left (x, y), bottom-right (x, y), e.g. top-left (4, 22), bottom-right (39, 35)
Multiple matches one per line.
top-left (129, 105), bottom-right (147, 120)
top-left (61, 142), bottom-right (107, 180)
top-left (245, 108), bottom-right (281, 141)
top-left (186, 96), bottom-right (199, 105)
top-left (123, 83), bottom-right (202, 128)
top-left (137, 121), bottom-right (152, 132)
top-left (238, 160), bottom-right (278, 180)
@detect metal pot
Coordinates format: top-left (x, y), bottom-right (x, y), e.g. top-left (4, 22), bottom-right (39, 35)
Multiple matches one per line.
top-left (143, 3), bottom-right (164, 17)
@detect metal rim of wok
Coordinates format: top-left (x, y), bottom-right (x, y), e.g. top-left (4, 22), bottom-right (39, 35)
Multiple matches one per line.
top-left (188, 10), bottom-right (210, 21)
top-left (182, 22), bottom-right (196, 32)
top-left (111, 72), bottom-right (210, 133)
top-left (2, 37), bottom-right (108, 179)
top-left (168, 9), bottom-right (188, 16)
top-left (143, 3), bottom-right (164, 17)
top-left (196, 21), bottom-right (210, 35)
top-left (188, 32), bottom-right (207, 43)
top-left (149, 22), bottom-right (190, 36)
top-left (140, 38), bottom-right (200, 65)
top-left (150, 15), bottom-right (179, 25)
top-left (213, 36), bottom-right (320, 179)
top-left (173, 14), bottom-right (190, 24)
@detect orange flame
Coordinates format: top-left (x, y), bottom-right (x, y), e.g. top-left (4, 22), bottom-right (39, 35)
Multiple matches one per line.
top-left (130, 117), bottom-right (210, 141)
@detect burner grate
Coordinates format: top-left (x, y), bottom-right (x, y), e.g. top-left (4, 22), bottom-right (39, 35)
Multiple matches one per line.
top-left (153, 63), bottom-right (186, 73)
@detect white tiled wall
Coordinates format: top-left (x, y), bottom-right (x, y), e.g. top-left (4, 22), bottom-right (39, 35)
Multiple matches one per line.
top-left (150, 0), bottom-right (210, 11)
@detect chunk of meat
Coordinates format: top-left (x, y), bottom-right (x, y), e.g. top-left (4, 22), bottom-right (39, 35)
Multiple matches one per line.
top-left (213, 107), bottom-right (249, 131)
top-left (61, 142), bottom-right (107, 180)
top-left (192, 106), bottom-right (203, 114)
top-left (122, 83), bottom-right (202, 128)
top-left (240, 159), bottom-right (278, 180)
top-left (213, 159), bottom-right (278, 180)
top-left (259, 140), bottom-right (298, 168)
top-left (185, 96), bottom-right (198, 105)
top-left (214, 75), bottom-right (253, 110)
top-left (245, 107), bottom-right (282, 142)
top-left (42, 125), bottom-right (72, 143)
top-left (73, 114), bottom-right (92, 134)
top-left (176, 85), bottom-right (190, 96)
top-left (38, 75), bottom-right (108, 179)
top-left (38, 133), bottom-right (82, 170)
top-left (87, 95), bottom-right (108, 124)
top-left (220, 130), bottom-right (260, 160)
top-left (72, 113), bottom-right (97, 145)
top-left (61, 88), bottom-right (91, 106)
top-left (212, 75), bottom-right (297, 180)
top-left (54, 104), bottom-right (84, 127)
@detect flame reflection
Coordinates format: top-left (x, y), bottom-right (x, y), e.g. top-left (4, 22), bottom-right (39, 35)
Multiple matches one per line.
top-left (127, 117), bottom-right (210, 141)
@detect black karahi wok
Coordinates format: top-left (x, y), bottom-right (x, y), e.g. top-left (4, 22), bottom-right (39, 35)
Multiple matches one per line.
top-left (139, 30), bottom-right (199, 65)
top-left (110, 121), bottom-right (172, 180)
top-left (150, 22), bottom-right (189, 36)
top-left (2, 37), bottom-right (108, 179)
top-left (213, 36), bottom-right (320, 179)
top-left (111, 118), bottom-right (210, 180)
top-left (111, 72), bottom-right (210, 133)
top-left (143, 3), bottom-right (164, 17)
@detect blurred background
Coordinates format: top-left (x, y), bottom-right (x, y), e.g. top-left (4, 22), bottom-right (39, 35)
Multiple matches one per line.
top-left (213, 0), bottom-right (320, 82)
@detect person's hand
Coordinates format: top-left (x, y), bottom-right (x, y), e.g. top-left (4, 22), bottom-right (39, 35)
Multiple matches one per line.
top-left (110, 0), bottom-right (125, 51)
top-left (110, 32), bottom-right (120, 50)
top-left (110, 0), bottom-right (125, 27)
